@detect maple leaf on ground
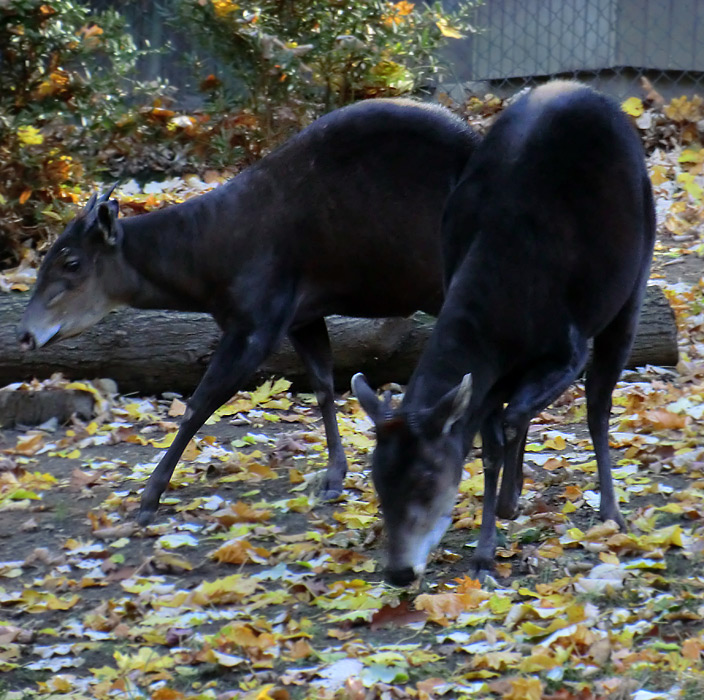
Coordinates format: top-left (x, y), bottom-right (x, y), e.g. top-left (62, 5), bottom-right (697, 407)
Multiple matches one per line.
top-left (415, 590), bottom-right (491, 625)
top-left (499, 676), bottom-right (544, 700)
top-left (369, 600), bottom-right (427, 630)
top-left (211, 538), bottom-right (271, 564)
top-left (212, 501), bottom-right (272, 526)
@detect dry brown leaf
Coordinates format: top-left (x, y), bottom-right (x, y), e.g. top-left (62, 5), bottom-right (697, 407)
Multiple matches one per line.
top-left (287, 639), bottom-right (314, 660)
top-left (370, 600), bottom-right (428, 630)
top-left (211, 539), bottom-right (271, 564)
top-left (71, 468), bottom-right (100, 488)
top-left (212, 501), bottom-right (272, 526)
top-left (93, 522), bottom-right (138, 540)
top-left (168, 398), bottom-right (187, 417)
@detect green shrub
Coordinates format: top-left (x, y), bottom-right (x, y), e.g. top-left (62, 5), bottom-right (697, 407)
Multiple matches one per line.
top-left (163, 0), bottom-right (480, 147)
top-left (0, 0), bottom-right (159, 265)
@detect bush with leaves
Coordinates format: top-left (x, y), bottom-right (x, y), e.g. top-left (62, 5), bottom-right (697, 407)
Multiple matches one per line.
top-left (0, 0), bottom-right (479, 269)
top-left (0, 0), bottom-right (162, 266)
top-left (163, 0), bottom-right (479, 150)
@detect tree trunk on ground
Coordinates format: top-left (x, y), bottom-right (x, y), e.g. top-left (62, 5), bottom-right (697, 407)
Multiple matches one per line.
top-left (0, 286), bottom-right (678, 397)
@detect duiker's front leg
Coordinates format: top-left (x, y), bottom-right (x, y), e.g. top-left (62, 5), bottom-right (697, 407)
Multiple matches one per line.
top-left (138, 324), bottom-right (282, 525)
top-left (288, 318), bottom-right (348, 499)
top-left (470, 411), bottom-right (504, 578)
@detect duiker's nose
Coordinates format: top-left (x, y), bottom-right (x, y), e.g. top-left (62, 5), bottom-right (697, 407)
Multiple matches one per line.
top-left (18, 330), bottom-right (36, 351)
top-left (387, 567), bottom-right (418, 587)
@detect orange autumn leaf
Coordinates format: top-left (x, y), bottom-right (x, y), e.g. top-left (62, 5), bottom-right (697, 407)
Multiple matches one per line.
top-left (211, 539), bottom-right (271, 564)
top-left (415, 590), bottom-right (490, 625)
top-left (217, 623), bottom-right (277, 652)
top-left (213, 501), bottom-right (272, 526)
top-left (19, 189), bottom-right (32, 205)
top-left (642, 408), bottom-right (687, 430)
top-left (563, 484), bottom-right (582, 501)
top-left (682, 637), bottom-right (704, 661)
top-left (287, 638), bottom-right (314, 660)
top-left (12, 433), bottom-right (44, 455)
top-left (454, 575), bottom-right (482, 593)
top-left (152, 688), bottom-right (186, 700)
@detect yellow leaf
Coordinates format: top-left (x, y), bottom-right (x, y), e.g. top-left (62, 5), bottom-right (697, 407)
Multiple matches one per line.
top-left (65, 380), bottom-right (109, 413)
top-left (502, 677), bottom-right (543, 700)
top-left (151, 551), bottom-right (194, 572)
top-left (650, 165), bottom-right (669, 186)
top-left (17, 125), bottom-right (44, 146)
top-left (543, 435), bottom-right (566, 450)
top-left (471, 651), bottom-right (522, 670)
top-left (181, 440), bottom-right (200, 461)
top-left (250, 378), bottom-right (290, 406)
top-left (332, 511), bottom-right (376, 528)
top-left (115, 646), bottom-right (174, 673)
top-left (664, 94), bottom-right (703, 122)
top-left (435, 17), bottom-right (464, 38)
top-left (519, 650), bottom-right (560, 672)
top-left (538, 540), bottom-right (563, 559)
top-left (520, 618), bottom-right (569, 638)
top-left (150, 433), bottom-right (177, 449)
top-left (191, 574), bottom-right (259, 605)
top-left (621, 96), bottom-right (644, 117)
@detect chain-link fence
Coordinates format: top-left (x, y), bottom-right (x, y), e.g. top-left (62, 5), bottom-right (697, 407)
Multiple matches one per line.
top-left (442, 0), bottom-right (704, 101)
top-left (93, 0), bottom-right (704, 104)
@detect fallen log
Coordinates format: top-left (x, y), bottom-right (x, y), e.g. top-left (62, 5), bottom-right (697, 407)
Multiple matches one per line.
top-left (0, 286), bottom-right (678, 396)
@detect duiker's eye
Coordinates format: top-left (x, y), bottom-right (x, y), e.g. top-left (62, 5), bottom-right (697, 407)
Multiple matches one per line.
top-left (63, 258), bottom-right (81, 273)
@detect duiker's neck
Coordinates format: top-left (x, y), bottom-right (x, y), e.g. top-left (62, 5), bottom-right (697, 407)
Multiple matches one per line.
top-left (116, 186), bottom-right (235, 313)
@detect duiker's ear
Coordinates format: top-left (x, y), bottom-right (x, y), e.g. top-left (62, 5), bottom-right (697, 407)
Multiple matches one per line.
top-left (96, 200), bottom-right (120, 246)
top-left (351, 373), bottom-right (384, 426)
top-left (422, 373), bottom-right (473, 437)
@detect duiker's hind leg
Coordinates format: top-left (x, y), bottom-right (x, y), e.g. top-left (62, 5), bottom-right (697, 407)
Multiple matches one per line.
top-left (586, 292), bottom-right (644, 529)
top-left (499, 338), bottom-right (589, 519)
top-left (289, 318), bottom-right (348, 500)
top-left (496, 424), bottom-right (528, 520)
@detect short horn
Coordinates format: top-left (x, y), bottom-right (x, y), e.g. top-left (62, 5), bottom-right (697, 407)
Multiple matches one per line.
top-left (84, 192), bottom-right (98, 211)
top-left (100, 181), bottom-right (119, 202)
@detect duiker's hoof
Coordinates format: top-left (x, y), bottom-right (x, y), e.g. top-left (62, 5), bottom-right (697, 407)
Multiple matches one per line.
top-left (468, 555), bottom-right (495, 582)
top-left (495, 502), bottom-right (520, 520)
top-left (136, 505), bottom-right (156, 527)
top-left (320, 486), bottom-right (344, 502)
top-left (386, 567), bottom-right (418, 587)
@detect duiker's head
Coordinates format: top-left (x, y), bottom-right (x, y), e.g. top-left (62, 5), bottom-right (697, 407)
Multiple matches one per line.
top-left (18, 185), bottom-right (123, 350)
top-left (352, 373), bottom-right (472, 586)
